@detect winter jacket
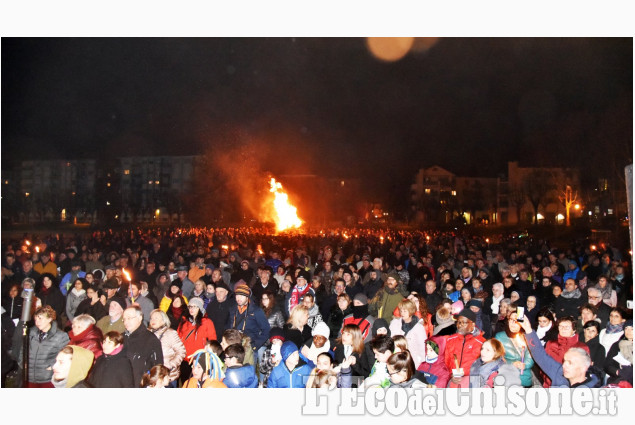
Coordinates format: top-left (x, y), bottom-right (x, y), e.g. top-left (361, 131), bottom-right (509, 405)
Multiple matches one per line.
top-left (494, 331), bottom-right (534, 387)
top-left (177, 316), bottom-right (217, 356)
top-left (68, 324), bottom-right (103, 359)
top-left (327, 305), bottom-right (352, 340)
top-left (206, 295), bottom-right (236, 342)
top-left (369, 284), bottom-right (408, 323)
top-left (264, 306), bottom-right (286, 329)
top-left (96, 315), bottom-right (126, 335)
top-left (23, 321), bottom-right (70, 383)
top-left (444, 331), bottom-right (485, 375)
top-left (126, 295), bottom-right (154, 326)
top-left (151, 325), bottom-right (186, 382)
top-left (599, 328), bottom-right (624, 354)
top-left (341, 305), bottom-right (375, 342)
top-left (182, 377), bottom-right (227, 388)
top-left (1, 295), bottom-right (23, 320)
top-left (224, 364), bottom-right (259, 388)
top-left (543, 333), bottom-right (590, 388)
top-left (226, 302), bottom-right (270, 349)
top-left (267, 359), bottom-right (313, 388)
top-left (469, 357), bottom-right (522, 388)
top-left (604, 335), bottom-right (633, 381)
top-left (66, 288), bottom-right (87, 322)
top-left (388, 374), bottom-right (428, 388)
top-left (584, 334), bottom-right (606, 371)
top-left (123, 325), bottom-right (164, 387)
top-left (389, 318), bottom-right (427, 368)
top-left (51, 345), bottom-right (94, 388)
top-left (525, 331), bottom-right (601, 388)
top-left (37, 286), bottom-right (66, 324)
top-left (87, 345), bottom-right (136, 388)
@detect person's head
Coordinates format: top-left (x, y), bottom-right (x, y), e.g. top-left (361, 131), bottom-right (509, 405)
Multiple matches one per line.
top-left (386, 351), bottom-right (416, 384)
top-left (281, 340), bottom-right (301, 370)
top-left (233, 282), bottom-right (251, 307)
top-left (34, 305), bottom-right (56, 332)
top-left (71, 314), bottom-right (95, 335)
top-left (557, 316), bottom-right (576, 338)
top-left (425, 280), bottom-right (437, 295)
top-left (583, 320), bottom-right (601, 342)
top-left (564, 278), bottom-right (577, 293)
top-left (311, 322), bottom-right (330, 348)
top-left (492, 282), bottom-right (504, 298)
top-left (454, 278), bottom-right (465, 292)
top-left (187, 297), bottom-right (205, 319)
top-left (224, 343), bottom-right (246, 367)
top-left (333, 278), bottom-right (346, 295)
top-left (141, 364), bottom-right (171, 388)
top-left (536, 308), bottom-right (554, 328)
top-left (385, 275), bottom-right (399, 289)
top-left (460, 287), bottom-right (472, 302)
top-left (8, 283), bottom-right (20, 298)
top-left (214, 283), bottom-right (229, 302)
top-left (562, 347), bottom-right (591, 384)
top-left (625, 321), bottom-right (633, 341)
top-left (102, 331), bottom-right (124, 355)
top-left (194, 279), bottom-right (205, 294)
top-left (506, 311), bottom-right (522, 335)
top-left (41, 274), bottom-right (54, 289)
top-left (149, 309), bottom-right (170, 330)
top-left (108, 297), bottom-right (126, 320)
top-left (339, 324), bottom-right (364, 353)
top-left (579, 304), bottom-right (597, 324)
top-left (221, 329), bottom-right (243, 350)
top-left (288, 304), bottom-right (309, 330)
top-left (586, 287), bottom-right (602, 306)
top-left (480, 338), bottom-right (505, 363)
top-left (456, 309), bottom-right (476, 335)
top-left (526, 296), bottom-right (537, 310)
top-left (392, 335), bottom-right (408, 353)
top-left (397, 299), bottom-right (417, 322)
top-left (371, 335), bottom-right (395, 363)
top-left (123, 306), bottom-right (143, 333)
top-left (315, 352), bottom-right (334, 371)
top-left (302, 293), bottom-right (315, 309)
top-left (337, 293), bottom-right (351, 311)
top-left (52, 345), bottom-right (94, 386)
top-left (608, 307), bottom-right (626, 326)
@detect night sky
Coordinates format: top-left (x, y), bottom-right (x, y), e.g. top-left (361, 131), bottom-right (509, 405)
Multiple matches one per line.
top-left (2, 37), bottom-right (632, 203)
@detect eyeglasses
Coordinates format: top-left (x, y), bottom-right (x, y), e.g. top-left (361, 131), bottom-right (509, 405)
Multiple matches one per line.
top-left (388, 369), bottom-right (403, 376)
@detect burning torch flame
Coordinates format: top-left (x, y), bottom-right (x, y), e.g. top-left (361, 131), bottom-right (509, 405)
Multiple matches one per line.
top-left (35, 246), bottom-right (40, 253)
top-left (221, 245), bottom-right (229, 251)
top-left (122, 269), bottom-right (131, 281)
top-left (269, 178), bottom-right (303, 232)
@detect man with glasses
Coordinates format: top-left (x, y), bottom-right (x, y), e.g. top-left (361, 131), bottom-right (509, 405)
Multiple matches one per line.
top-left (586, 287), bottom-right (611, 327)
top-left (444, 308), bottom-right (485, 388)
top-left (122, 306), bottom-right (164, 386)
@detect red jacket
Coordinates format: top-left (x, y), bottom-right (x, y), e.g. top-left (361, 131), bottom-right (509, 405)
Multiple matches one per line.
top-left (542, 334), bottom-right (589, 388)
top-left (178, 316), bottom-right (217, 356)
top-left (68, 324), bottom-right (104, 359)
top-left (444, 331), bottom-right (485, 373)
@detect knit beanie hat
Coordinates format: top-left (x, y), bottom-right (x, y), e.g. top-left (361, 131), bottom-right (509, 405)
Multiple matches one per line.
top-left (234, 281), bottom-right (251, 297)
top-left (269, 327), bottom-right (285, 343)
top-left (188, 297), bottom-right (204, 311)
top-left (109, 297), bottom-right (127, 313)
top-left (312, 321), bottom-right (330, 338)
top-left (353, 293), bottom-right (368, 305)
top-left (458, 308), bottom-right (477, 323)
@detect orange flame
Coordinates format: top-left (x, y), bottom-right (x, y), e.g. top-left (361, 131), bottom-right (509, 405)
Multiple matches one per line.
top-left (122, 269), bottom-right (131, 281)
top-left (268, 178), bottom-right (303, 232)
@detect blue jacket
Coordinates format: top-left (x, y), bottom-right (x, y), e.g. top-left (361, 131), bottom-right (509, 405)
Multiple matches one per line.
top-left (226, 302), bottom-right (271, 349)
top-left (60, 271), bottom-right (87, 295)
top-left (267, 359), bottom-right (313, 388)
top-left (224, 365), bottom-right (259, 388)
top-left (525, 331), bottom-right (600, 388)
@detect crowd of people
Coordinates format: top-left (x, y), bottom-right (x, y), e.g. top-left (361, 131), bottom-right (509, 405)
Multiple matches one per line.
top-left (1, 226), bottom-right (632, 389)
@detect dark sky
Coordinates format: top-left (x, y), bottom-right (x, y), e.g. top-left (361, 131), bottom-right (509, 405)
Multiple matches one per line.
top-left (2, 38), bottom-right (632, 196)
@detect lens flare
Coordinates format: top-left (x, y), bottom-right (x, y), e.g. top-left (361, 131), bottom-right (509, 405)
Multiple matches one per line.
top-left (268, 178), bottom-right (303, 232)
top-left (122, 269), bottom-right (131, 281)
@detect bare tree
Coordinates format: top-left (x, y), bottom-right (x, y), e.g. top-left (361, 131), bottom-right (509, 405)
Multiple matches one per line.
top-left (523, 169), bottom-right (555, 225)
top-left (559, 184), bottom-right (579, 226)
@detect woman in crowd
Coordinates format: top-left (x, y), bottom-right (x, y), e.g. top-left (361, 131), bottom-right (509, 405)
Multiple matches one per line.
top-left (177, 297), bottom-right (217, 358)
top-left (166, 295), bottom-right (188, 330)
top-left (1, 283), bottom-right (23, 321)
top-left (604, 320), bottom-right (633, 386)
top-left (535, 307), bottom-right (558, 346)
top-left (141, 364), bottom-right (171, 388)
top-left (65, 277), bottom-right (88, 323)
top-left (595, 275), bottom-right (618, 308)
top-left (148, 309), bottom-right (186, 387)
top-left (182, 348), bottom-right (227, 388)
top-left (386, 351), bottom-right (427, 388)
top-left (88, 331), bottom-right (135, 387)
top-left (36, 273), bottom-right (65, 326)
top-left (74, 286), bottom-right (107, 322)
top-left (332, 323), bottom-right (365, 385)
top-left (283, 304), bottom-right (312, 349)
top-left (494, 311), bottom-right (534, 387)
top-left (261, 290), bottom-right (285, 329)
top-left (582, 320), bottom-right (606, 372)
top-left (599, 307), bottom-right (627, 353)
top-left (389, 299), bottom-right (427, 368)
top-left (68, 313), bottom-right (103, 359)
top-left (469, 338), bottom-right (521, 388)
top-left (327, 293), bottom-right (352, 341)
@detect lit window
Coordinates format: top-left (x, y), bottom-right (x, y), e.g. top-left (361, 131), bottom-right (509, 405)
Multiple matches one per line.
top-left (66, 162), bottom-right (71, 167)
top-left (124, 170), bottom-right (130, 175)
top-left (107, 183), bottom-right (111, 187)
top-left (340, 181), bottom-right (345, 187)
top-left (451, 190), bottom-right (457, 196)
top-left (155, 180), bottom-right (160, 185)
top-left (72, 192), bottom-right (76, 196)
top-left (25, 192), bottom-right (30, 197)
top-left (608, 209), bottom-right (614, 215)
top-left (4, 180), bottom-right (8, 185)
top-left (148, 180), bottom-right (153, 184)
top-left (425, 188), bottom-right (431, 194)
